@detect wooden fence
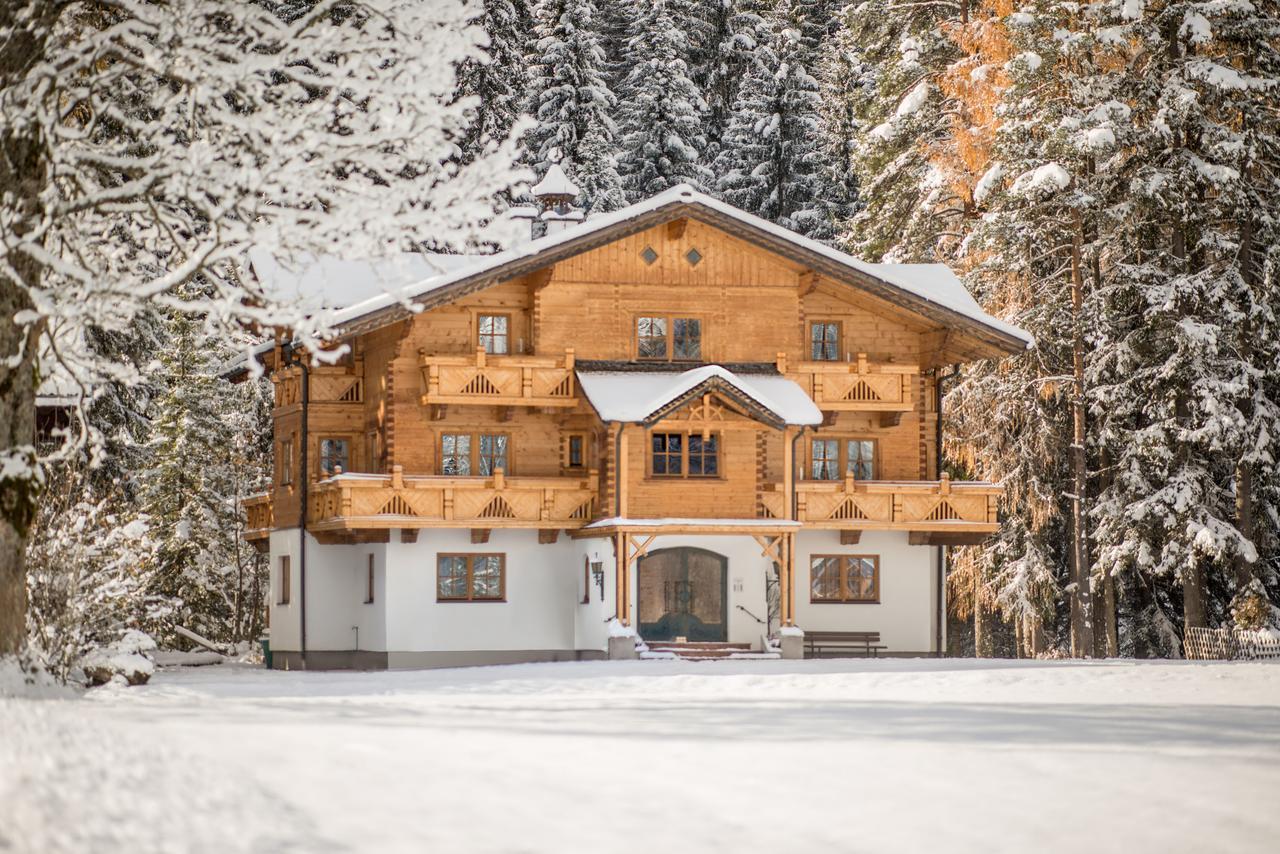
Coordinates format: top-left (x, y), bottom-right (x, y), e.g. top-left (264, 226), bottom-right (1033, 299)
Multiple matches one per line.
top-left (1184, 626), bottom-right (1280, 661)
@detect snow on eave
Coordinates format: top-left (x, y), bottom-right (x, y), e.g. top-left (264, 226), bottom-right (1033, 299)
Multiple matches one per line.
top-left (329, 185), bottom-right (1033, 354)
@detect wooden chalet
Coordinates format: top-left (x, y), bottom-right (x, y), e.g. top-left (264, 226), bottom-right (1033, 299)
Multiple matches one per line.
top-left (241, 177), bottom-right (1031, 668)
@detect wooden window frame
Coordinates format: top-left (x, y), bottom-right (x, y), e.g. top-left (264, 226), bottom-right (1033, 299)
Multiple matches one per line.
top-left (809, 320), bottom-right (843, 362)
top-left (647, 431), bottom-right (722, 479)
top-left (564, 432), bottom-right (588, 470)
top-left (317, 435), bottom-right (352, 478)
top-left (364, 554), bottom-right (375, 604)
top-left (634, 313), bottom-right (704, 362)
top-left (807, 436), bottom-right (879, 481)
top-left (809, 554), bottom-right (880, 604)
top-left (476, 312), bottom-right (512, 356)
top-left (439, 432), bottom-right (513, 476)
top-left (278, 556), bottom-right (291, 605)
top-left (436, 553), bottom-right (507, 602)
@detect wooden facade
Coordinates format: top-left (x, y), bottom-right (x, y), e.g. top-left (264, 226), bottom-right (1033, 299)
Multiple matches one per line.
top-left (245, 204), bottom-right (1020, 627)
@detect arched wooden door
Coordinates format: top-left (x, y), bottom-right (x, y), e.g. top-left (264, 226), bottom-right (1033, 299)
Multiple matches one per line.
top-left (637, 547), bottom-right (728, 642)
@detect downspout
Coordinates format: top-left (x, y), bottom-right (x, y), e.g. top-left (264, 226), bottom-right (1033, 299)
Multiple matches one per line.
top-left (298, 355), bottom-right (310, 667)
top-left (613, 422), bottom-right (624, 517)
top-left (934, 364), bottom-right (961, 658)
top-left (789, 426), bottom-right (807, 521)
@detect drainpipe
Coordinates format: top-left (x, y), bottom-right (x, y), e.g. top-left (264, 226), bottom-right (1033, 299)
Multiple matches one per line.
top-left (612, 422), bottom-right (624, 517)
top-left (789, 426), bottom-right (807, 521)
top-left (298, 355), bottom-right (310, 667)
top-left (934, 364), bottom-right (961, 657)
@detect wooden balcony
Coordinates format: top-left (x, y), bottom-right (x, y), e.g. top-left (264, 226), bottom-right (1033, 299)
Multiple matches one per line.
top-left (243, 493), bottom-right (273, 547)
top-left (308, 465), bottom-right (598, 531)
top-left (761, 475), bottom-right (1000, 540)
top-left (419, 348), bottom-right (577, 408)
top-left (781, 352), bottom-right (918, 414)
top-left (274, 365), bottom-right (364, 408)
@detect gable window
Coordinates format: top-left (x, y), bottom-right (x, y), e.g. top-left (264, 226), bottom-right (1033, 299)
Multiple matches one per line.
top-left (477, 314), bottom-right (510, 355)
top-left (441, 433), bottom-right (510, 476)
top-left (810, 438), bottom-right (877, 480)
top-left (810, 555), bottom-right (879, 603)
top-left (364, 554), bottom-right (375, 604)
top-left (319, 437), bottom-right (349, 477)
top-left (278, 556), bottom-right (291, 605)
top-left (279, 438), bottom-right (294, 486)
top-left (437, 554), bottom-right (506, 602)
top-left (810, 321), bottom-right (842, 361)
top-left (650, 432), bottom-right (719, 478)
top-left (637, 315), bottom-right (701, 361)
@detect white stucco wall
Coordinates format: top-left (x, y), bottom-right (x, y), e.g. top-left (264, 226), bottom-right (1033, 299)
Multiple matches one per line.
top-left (383, 529), bottom-right (579, 652)
top-left (269, 530), bottom-right (388, 653)
top-left (573, 537), bottom-right (614, 653)
top-left (792, 530), bottom-right (938, 653)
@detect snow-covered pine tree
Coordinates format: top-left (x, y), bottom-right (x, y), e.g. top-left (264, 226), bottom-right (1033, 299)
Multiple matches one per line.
top-left (714, 2), bottom-right (830, 238)
top-left (948, 0), bottom-right (1137, 657)
top-left (457, 0), bottom-right (536, 165)
top-left (525, 0), bottom-right (625, 212)
top-left (814, 21), bottom-right (868, 234)
top-left (141, 298), bottom-right (271, 647)
top-left (617, 0), bottom-right (714, 197)
top-left (686, 0), bottom-right (769, 164)
top-left (1089, 0), bottom-right (1280, 643)
top-left (838, 0), bottom-right (963, 261)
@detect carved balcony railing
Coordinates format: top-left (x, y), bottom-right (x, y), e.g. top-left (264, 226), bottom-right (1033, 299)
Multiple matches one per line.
top-left (779, 352), bottom-right (918, 414)
top-left (273, 365), bottom-right (364, 408)
top-left (419, 348), bottom-right (577, 409)
top-left (796, 475), bottom-right (999, 533)
top-left (243, 492), bottom-right (273, 542)
top-left (308, 465), bottom-right (598, 531)
top-left (760, 475), bottom-right (999, 534)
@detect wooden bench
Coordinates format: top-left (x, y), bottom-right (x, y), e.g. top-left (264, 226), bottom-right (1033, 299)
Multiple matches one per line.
top-left (804, 631), bottom-right (887, 659)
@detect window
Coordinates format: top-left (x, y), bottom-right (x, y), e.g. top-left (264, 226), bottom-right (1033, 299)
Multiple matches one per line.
top-left (319, 437), bottom-right (349, 477)
top-left (364, 555), bottom-right (375, 604)
top-left (278, 556), bottom-right (291, 605)
top-left (437, 554), bottom-right (506, 602)
top-left (566, 434), bottom-right (586, 469)
top-left (847, 440), bottom-right (875, 480)
top-left (811, 438), bottom-right (839, 480)
top-left (637, 316), bottom-right (667, 359)
top-left (441, 433), bottom-right (510, 476)
top-left (637, 315), bottom-right (701, 361)
top-left (477, 434), bottom-right (509, 475)
top-left (650, 432), bottom-right (719, 478)
top-left (687, 434), bottom-right (718, 476)
top-left (441, 433), bottom-right (472, 475)
top-left (810, 438), bottom-right (877, 481)
top-left (279, 439), bottom-right (294, 486)
top-left (477, 314), bottom-right (509, 355)
top-left (810, 321), bottom-right (842, 361)
top-left (810, 555), bottom-right (879, 603)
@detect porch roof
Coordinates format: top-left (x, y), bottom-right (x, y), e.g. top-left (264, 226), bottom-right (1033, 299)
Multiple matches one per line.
top-left (576, 365), bottom-right (823, 428)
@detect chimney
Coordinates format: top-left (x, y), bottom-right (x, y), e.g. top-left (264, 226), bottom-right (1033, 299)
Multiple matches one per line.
top-left (532, 164), bottom-right (584, 236)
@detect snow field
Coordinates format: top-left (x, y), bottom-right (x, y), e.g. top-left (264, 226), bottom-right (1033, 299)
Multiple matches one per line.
top-left (2, 658), bottom-right (1279, 854)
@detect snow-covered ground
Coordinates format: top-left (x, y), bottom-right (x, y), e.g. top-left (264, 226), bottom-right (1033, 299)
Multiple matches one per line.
top-left (3, 658), bottom-right (1279, 853)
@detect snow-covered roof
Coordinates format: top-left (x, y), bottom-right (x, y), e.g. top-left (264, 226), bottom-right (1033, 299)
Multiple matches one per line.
top-left (532, 164), bottom-right (580, 198)
top-left (328, 184), bottom-right (1032, 352)
top-left (577, 366), bottom-right (824, 427)
top-left (246, 247), bottom-right (483, 313)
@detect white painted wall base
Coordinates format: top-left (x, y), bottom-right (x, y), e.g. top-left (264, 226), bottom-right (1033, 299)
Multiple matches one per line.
top-left (266, 527), bottom-right (939, 668)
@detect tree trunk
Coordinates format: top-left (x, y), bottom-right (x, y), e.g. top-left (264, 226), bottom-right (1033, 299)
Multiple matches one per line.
top-left (1233, 207), bottom-right (1257, 593)
top-left (1097, 447), bottom-right (1119, 657)
top-left (973, 571), bottom-right (990, 657)
top-left (0, 8), bottom-right (51, 655)
top-left (1069, 210), bottom-right (1095, 657)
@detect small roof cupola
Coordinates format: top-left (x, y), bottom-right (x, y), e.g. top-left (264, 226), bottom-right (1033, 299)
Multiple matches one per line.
top-left (533, 164), bottom-right (584, 235)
